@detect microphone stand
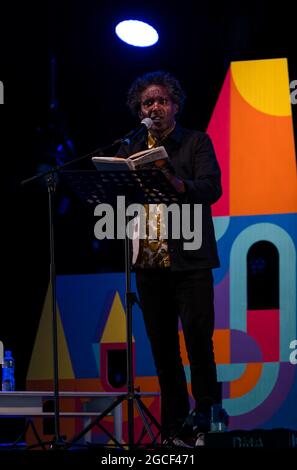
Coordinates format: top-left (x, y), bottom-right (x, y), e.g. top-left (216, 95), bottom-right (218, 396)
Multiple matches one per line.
top-left (21, 140), bottom-right (122, 187)
top-left (21, 139), bottom-right (121, 449)
top-left (21, 120), bottom-right (151, 187)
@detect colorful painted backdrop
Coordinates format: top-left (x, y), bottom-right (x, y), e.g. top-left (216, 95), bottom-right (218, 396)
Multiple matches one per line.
top-left (27, 59), bottom-right (297, 439)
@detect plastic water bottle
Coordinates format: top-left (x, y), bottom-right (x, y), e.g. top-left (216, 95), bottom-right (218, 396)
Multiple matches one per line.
top-left (210, 404), bottom-right (228, 432)
top-left (2, 350), bottom-right (15, 391)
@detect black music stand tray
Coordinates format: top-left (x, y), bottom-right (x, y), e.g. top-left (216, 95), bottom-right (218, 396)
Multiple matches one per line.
top-left (60, 168), bottom-right (180, 449)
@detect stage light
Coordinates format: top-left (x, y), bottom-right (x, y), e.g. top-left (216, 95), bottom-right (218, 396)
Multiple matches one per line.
top-left (115, 20), bottom-right (158, 47)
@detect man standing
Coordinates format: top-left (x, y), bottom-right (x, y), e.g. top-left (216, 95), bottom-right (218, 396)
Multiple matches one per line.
top-left (117, 71), bottom-right (222, 447)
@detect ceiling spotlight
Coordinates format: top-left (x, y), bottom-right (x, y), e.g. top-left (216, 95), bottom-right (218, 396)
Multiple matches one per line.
top-left (115, 20), bottom-right (159, 47)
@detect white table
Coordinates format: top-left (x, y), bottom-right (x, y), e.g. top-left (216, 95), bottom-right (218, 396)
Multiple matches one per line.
top-left (0, 390), bottom-right (160, 445)
top-left (0, 391), bottom-right (125, 444)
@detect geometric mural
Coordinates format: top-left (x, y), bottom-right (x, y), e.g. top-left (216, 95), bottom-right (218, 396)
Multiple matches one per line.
top-left (27, 58), bottom-right (297, 436)
top-left (208, 58), bottom-right (297, 429)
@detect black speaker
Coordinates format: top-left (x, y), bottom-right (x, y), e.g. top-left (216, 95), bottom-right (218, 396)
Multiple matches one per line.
top-left (206, 428), bottom-right (296, 448)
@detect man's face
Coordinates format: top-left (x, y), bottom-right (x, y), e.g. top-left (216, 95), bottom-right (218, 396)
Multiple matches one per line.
top-left (139, 85), bottom-right (179, 136)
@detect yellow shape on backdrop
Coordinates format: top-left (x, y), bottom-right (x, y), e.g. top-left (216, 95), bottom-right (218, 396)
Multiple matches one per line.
top-left (230, 58), bottom-right (297, 215)
top-left (27, 284), bottom-right (74, 381)
top-left (101, 291), bottom-right (134, 344)
top-left (231, 58), bottom-right (291, 116)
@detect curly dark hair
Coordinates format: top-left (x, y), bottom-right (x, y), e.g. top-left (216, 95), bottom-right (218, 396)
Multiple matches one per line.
top-left (127, 71), bottom-right (186, 117)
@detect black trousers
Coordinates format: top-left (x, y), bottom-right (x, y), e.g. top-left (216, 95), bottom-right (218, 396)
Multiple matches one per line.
top-left (136, 268), bottom-right (218, 438)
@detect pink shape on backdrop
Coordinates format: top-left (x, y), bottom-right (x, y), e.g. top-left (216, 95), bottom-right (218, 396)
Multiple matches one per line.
top-left (247, 309), bottom-right (279, 362)
top-left (207, 69), bottom-right (230, 217)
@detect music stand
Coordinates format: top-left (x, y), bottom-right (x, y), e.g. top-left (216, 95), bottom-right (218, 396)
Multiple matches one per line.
top-left (60, 168), bottom-right (180, 449)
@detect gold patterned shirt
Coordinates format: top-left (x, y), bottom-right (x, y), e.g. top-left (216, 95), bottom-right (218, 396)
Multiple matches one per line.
top-left (133, 129), bottom-right (174, 269)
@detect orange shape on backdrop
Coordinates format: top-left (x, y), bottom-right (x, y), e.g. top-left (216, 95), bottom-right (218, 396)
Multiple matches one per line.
top-left (230, 73), bottom-right (297, 216)
top-left (230, 362), bottom-right (263, 398)
top-left (179, 330), bottom-right (189, 365)
top-left (213, 329), bottom-right (231, 364)
top-left (179, 329), bottom-right (231, 365)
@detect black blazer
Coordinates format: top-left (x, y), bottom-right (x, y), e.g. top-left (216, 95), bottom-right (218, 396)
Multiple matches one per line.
top-left (117, 124), bottom-right (222, 271)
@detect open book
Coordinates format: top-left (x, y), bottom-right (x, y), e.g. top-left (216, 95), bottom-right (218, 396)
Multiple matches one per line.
top-left (92, 146), bottom-right (168, 171)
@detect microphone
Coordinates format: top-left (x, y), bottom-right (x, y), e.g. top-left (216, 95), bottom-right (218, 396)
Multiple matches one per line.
top-left (122, 118), bottom-right (153, 145)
